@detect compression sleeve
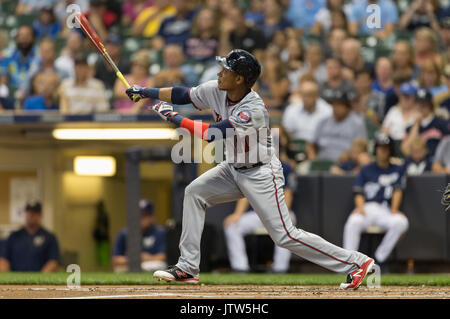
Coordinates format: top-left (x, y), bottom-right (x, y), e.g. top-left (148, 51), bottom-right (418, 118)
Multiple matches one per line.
top-left (170, 114), bottom-right (234, 142)
top-left (171, 86), bottom-right (191, 105)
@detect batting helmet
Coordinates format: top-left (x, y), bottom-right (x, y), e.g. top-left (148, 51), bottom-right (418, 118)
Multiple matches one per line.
top-left (216, 49), bottom-right (261, 88)
top-left (374, 132), bottom-right (395, 156)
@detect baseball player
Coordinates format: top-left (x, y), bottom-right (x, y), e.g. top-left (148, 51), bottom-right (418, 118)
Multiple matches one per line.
top-left (224, 160), bottom-right (297, 273)
top-left (343, 133), bottom-right (409, 267)
top-left (126, 49), bottom-right (374, 290)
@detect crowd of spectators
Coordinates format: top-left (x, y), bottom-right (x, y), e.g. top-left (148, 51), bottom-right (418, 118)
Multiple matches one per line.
top-left (0, 0), bottom-right (449, 173)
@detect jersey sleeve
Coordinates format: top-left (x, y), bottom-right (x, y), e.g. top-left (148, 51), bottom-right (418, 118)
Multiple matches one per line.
top-left (153, 228), bottom-right (166, 254)
top-left (112, 230), bottom-right (127, 256)
top-left (46, 234), bottom-right (61, 263)
top-left (393, 166), bottom-right (406, 190)
top-left (187, 80), bottom-right (219, 111)
top-left (353, 167), bottom-right (366, 194)
top-left (228, 106), bottom-right (265, 136)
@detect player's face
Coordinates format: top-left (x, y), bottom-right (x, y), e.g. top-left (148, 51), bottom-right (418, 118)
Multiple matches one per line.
top-left (217, 67), bottom-right (239, 90)
top-left (25, 211), bottom-right (41, 228)
top-left (375, 145), bottom-right (390, 162)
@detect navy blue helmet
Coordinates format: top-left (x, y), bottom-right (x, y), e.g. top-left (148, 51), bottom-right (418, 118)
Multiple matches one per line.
top-left (216, 49), bottom-right (261, 88)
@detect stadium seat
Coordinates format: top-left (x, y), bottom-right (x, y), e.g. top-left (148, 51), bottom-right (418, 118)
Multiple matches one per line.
top-left (287, 138), bottom-right (307, 162)
top-left (309, 159), bottom-right (335, 172)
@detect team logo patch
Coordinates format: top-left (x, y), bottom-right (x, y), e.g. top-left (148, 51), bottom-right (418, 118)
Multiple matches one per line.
top-left (237, 110), bottom-right (251, 123)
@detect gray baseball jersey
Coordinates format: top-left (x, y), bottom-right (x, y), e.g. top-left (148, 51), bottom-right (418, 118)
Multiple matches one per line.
top-left (174, 80), bottom-right (370, 277)
top-left (189, 80), bottom-right (273, 168)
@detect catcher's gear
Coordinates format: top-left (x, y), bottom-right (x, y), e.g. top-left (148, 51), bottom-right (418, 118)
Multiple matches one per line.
top-left (216, 49), bottom-right (261, 89)
top-left (151, 101), bottom-right (179, 121)
top-left (442, 183), bottom-right (450, 212)
top-left (126, 85), bottom-right (145, 102)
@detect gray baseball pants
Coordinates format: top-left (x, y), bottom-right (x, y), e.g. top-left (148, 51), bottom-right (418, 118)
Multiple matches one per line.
top-left (176, 155), bottom-right (369, 276)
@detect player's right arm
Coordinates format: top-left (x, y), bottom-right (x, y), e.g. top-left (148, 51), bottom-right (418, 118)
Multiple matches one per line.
top-left (224, 198), bottom-right (250, 227)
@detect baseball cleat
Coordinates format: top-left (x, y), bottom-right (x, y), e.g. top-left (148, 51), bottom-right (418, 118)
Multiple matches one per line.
top-left (340, 258), bottom-right (375, 290)
top-left (153, 265), bottom-right (199, 284)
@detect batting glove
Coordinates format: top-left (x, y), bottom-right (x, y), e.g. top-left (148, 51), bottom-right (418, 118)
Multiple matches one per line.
top-left (126, 85), bottom-right (145, 102)
top-left (151, 101), bottom-right (179, 121)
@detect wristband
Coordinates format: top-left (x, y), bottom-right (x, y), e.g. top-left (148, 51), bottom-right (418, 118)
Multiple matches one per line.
top-left (143, 88), bottom-right (160, 99)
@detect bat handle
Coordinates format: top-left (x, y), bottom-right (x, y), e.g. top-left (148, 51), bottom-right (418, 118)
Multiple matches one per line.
top-left (116, 71), bottom-right (140, 102)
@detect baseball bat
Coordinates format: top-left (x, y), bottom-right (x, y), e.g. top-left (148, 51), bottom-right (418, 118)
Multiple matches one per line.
top-left (75, 13), bottom-right (131, 90)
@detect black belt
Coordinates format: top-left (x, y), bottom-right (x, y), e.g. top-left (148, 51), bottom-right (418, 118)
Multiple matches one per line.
top-left (235, 162), bottom-right (264, 170)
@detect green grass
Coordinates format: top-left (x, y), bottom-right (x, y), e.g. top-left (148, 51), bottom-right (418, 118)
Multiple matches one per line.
top-left (0, 273), bottom-right (448, 286)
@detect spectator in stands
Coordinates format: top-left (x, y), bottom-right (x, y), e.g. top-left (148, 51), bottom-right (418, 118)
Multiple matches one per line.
top-left (353, 69), bottom-right (385, 123)
top-left (343, 132), bottom-right (408, 270)
top-left (325, 27), bottom-right (348, 59)
top-left (219, 6), bottom-right (267, 56)
top-left (440, 17), bottom-right (450, 49)
top-left (257, 0), bottom-right (292, 43)
top-left (391, 40), bottom-right (416, 78)
top-left (132, 0), bottom-right (176, 37)
top-left (17, 38), bottom-right (60, 99)
top-left (155, 44), bottom-right (198, 88)
top-left (114, 50), bottom-right (154, 114)
top-left (418, 59), bottom-right (447, 97)
top-left (401, 89), bottom-right (450, 159)
top-left (32, 7), bottom-right (62, 39)
top-left (384, 70), bottom-right (414, 116)
top-left (307, 91), bottom-right (367, 162)
top-left (291, 42), bottom-right (327, 88)
top-left (244, 0), bottom-right (265, 26)
top-left (23, 71), bottom-right (59, 112)
top-left (311, 0), bottom-right (351, 35)
top-left (121, 0), bottom-right (154, 26)
top-left (283, 79), bottom-right (332, 142)
top-left (184, 8), bottom-right (220, 63)
top-left (330, 138), bottom-right (372, 175)
top-left (224, 161), bottom-right (297, 274)
top-left (435, 64), bottom-right (450, 113)
top-left (59, 54), bottom-right (109, 114)
top-left (320, 57), bottom-right (357, 103)
top-left (55, 31), bottom-right (84, 80)
top-left (382, 82), bottom-right (419, 143)
top-left (16, 0), bottom-right (58, 14)
top-left (0, 25), bottom-right (37, 90)
top-left (284, 38), bottom-right (304, 92)
top-left (94, 34), bottom-right (131, 91)
top-left (152, 0), bottom-right (196, 50)
top-left (85, 0), bottom-right (119, 41)
top-left (372, 57), bottom-right (394, 97)
top-left (254, 45), bottom-right (290, 111)
top-left (0, 202), bottom-right (60, 272)
top-left (348, 0), bottom-right (398, 39)
top-left (403, 136), bottom-right (432, 175)
top-left (432, 135), bottom-right (450, 173)
top-left (284, 0), bottom-right (325, 32)
top-left (399, 0), bottom-right (441, 32)
top-left (340, 38), bottom-right (373, 79)
top-left (112, 199), bottom-right (166, 273)
top-left (414, 27), bottom-right (442, 68)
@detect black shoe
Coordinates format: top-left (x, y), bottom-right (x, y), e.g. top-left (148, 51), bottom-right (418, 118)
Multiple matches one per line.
top-left (153, 265), bottom-right (199, 283)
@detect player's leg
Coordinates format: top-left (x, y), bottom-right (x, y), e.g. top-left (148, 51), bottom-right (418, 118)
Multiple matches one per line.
top-left (343, 203), bottom-right (374, 251)
top-left (155, 162), bottom-right (244, 282)
top-left (372, 205), bottom-right (409, 263)
top-left (237, 157), bottom-right (370, 275)
top-left (271, 211), bottom-right (296, 273)
top-left (224, 211), bottom-right (261, 272)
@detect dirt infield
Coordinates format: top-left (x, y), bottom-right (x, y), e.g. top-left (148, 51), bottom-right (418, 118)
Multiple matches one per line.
top-left (0, 285), bottom-right (448, 299)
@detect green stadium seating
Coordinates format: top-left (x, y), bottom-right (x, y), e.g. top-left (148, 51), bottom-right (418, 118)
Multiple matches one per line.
top-left (309, 159), bottom-right (335, 172)
top-left (16, 13), bottom-right (38, 27)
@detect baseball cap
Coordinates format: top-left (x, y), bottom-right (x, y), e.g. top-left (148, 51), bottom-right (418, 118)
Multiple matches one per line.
top-left (139, 199), bottom-right (154, 215)
top-left (399, 82), bottom-right (416, 96)
top-left (25, 201), bottom-right (42, 213)
top-left (415, 88), bottom-right (433, 105)
top-left (326, 90), bottom-right (354, 108)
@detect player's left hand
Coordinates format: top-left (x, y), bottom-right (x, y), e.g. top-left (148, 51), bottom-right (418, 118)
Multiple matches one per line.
top-left (151, 101), bottom-right (179, 121)
top-left (126, 85), bottom-right (145, 102)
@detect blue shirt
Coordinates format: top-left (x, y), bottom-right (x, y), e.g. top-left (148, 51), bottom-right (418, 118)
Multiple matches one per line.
top-left (371, 79), bottom-right (394, 96)
top-left (0, 47), bottom-right (37, 88)
top-left (32, 20), bottom-right (62, 39)
top-left (157, 10), bottom-right (197, 46)
top-left (112, 225), bottom-right (166, 256)
top-left (402, 156), bottom-right (432, 176)
top-left (1, 227), bottom-right (60, 272)
top-left (349, 0), bottom-right (398, 35)
top-left (353, 162), bottom-right (405, 205)
top-left (406, 117), bottom-right (450, 158)
top-left (23, 95), bottom-right (59, 111)
top-left (285, 0), bottom-right (326, 30)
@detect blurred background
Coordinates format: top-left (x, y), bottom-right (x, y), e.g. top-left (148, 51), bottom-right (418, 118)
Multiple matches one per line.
top-left (0, 0), bottom-right (448, 274)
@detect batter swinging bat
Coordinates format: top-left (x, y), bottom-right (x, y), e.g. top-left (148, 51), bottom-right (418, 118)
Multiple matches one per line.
top-left (75, 13), bottom-right (133, 94)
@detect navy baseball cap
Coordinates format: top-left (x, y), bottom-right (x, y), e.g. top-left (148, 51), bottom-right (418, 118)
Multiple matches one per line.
top-left (25, 201), bottom-right (42, 213)
top-left (139, 199), bottom-right (154, 215)
top-left (399, 82), bottom-right (416, 96)
top-left (415, 88), bottom-right (433, 106)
